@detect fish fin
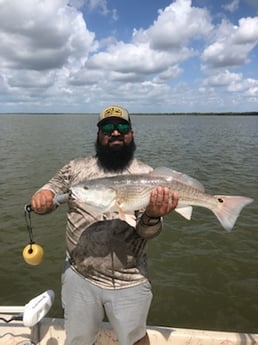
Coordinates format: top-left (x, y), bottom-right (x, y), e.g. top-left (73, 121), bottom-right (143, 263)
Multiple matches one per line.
top-left (124, 213), bottom-right (136, 227)
top-left (151, 167), bottom-right (205, 192)
top-left (116, 203), bottom-right (137, 227)
top-left (117, 204), bottom-right (126, 220)
top-left (174, 206), bottom-right (193, 220)
top-left (212, 195), bottom-right (253, 231)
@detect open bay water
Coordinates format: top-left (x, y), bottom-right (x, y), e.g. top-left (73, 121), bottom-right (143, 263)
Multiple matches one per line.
top-left (0, 114), bottom-right (257, 332)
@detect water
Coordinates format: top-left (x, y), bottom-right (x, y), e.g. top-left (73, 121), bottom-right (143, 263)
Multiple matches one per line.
top-left (0, 114), bottom-right (257, 333)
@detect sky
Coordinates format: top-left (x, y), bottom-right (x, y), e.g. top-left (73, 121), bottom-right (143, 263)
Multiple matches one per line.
top-left (0, 0), bottom-right (258, 113)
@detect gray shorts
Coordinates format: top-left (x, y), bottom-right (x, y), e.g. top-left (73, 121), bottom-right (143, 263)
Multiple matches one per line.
top-left (61, 263), bottom-right (152, 345)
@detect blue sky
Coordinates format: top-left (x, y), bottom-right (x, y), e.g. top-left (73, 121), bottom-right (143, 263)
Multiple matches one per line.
top-left (0, 0), bottom-right (258, 113)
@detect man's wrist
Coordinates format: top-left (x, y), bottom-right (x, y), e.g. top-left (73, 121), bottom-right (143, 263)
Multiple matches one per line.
top-left (140, 212), bottom-right (161, 226)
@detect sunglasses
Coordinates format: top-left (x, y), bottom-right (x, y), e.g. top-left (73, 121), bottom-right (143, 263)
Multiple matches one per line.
top-left (99, 123), bottom-right (131, 135)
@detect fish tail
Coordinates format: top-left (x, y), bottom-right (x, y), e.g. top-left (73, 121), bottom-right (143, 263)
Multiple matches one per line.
top-left (212, 195), bottom-right (253, 231)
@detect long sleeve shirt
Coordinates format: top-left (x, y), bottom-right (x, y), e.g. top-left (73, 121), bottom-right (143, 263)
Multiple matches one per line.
top-left (40, 156), bottom-right (162, 288)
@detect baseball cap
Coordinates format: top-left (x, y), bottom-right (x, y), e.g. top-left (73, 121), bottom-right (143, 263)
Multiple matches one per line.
top-left (98, 105), bottom-right (131, 125)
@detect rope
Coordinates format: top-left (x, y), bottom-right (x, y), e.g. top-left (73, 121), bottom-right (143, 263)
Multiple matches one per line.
top-left (24, 205), bottom-right (34, 245)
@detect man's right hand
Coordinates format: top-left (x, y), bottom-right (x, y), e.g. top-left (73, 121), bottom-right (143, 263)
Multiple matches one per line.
top-left (31, 190), bottom-right (55, 214)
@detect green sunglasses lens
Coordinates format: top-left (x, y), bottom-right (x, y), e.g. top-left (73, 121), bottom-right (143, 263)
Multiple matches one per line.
top-left (101, 123), bottom-right (114, 134)
top-left (101, 123), bottom-right (130, 134)
top-left (117, 123), bottom-right (130, 133)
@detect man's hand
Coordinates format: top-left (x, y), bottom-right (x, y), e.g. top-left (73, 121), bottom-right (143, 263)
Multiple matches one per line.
top-left (145, 187), bottom-right (178, 218)
top-left (31, 190), bottom-right (55, 214)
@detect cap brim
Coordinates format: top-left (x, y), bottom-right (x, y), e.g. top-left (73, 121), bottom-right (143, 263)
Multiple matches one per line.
top-left (98, 116), bottom-right (130, 126)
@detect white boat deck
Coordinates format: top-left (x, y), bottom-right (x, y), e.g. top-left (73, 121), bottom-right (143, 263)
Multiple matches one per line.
top-left (1, 315), bottom-right (258, 345)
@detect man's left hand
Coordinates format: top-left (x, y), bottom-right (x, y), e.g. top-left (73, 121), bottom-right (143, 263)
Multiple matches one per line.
top-left (145, 187), bottom-right (178, 218)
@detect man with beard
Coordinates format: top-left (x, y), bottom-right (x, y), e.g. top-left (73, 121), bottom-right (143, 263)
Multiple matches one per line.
top-left (31, 105), bottom-right (178, 345)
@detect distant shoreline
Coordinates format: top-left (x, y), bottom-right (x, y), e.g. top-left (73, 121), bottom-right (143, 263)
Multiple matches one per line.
top-left (133, 112), bottom-right (258, 116)
top-left (1, 111), bottom-right (258, 116)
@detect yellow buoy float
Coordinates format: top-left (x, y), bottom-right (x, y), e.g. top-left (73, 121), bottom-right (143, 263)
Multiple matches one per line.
top-left (23, 243), bottom-right (44, 265)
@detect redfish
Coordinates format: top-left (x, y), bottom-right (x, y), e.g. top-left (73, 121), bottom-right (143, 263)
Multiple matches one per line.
top-left (69, 167), bottom-right (253, 231)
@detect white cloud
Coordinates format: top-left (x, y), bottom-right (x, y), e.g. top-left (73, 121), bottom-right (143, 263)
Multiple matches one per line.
top-left (83, 0), bottom-right (109, 15)
top-left (133, 0), bottom-right (213, 50)
top-left (68, 0), bottom-right (85, 9)
top-left (0, 0), bottom-right (257, 112)
top-left (223, 0), bottom-right (239, 12)
top-left (83, 0), bottom-right (212, 86)
top-left (86, 42), bottom-right (190, 76)
top-left (246, 86), bottom-right (258, 96)
top-left (69, 68), bottom-right (104, 85)
top-left (202, 69), bottom-right (258, 105)
top-left (204, 70), bottom-right (242, 87)
top-left (0, 0), bottom-right (95, 71)
top-left (153, 65), bottom-right (183, 84)
top-left (0, 0), bottom-right (97, 111)
top-left (227, 77), bottom-right (258, 94)
top-left (7, 70), bottom-right (55, 89)
top-left (233, 17), bottom-right (258, 44)
top-left (202, 17), bottom-right (258, 67)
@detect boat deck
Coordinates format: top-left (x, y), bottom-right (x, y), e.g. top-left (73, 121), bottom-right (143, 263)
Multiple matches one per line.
top-left (1, 315), bottom-right (257, 345)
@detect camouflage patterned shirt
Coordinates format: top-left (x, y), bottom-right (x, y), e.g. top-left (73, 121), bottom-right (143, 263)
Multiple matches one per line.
top-left (40, 156), bottom-right (163, 288)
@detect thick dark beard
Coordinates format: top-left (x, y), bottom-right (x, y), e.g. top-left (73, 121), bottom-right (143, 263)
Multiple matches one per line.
top-left (95, 137), bottom-right (136, 172)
